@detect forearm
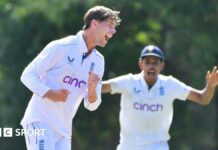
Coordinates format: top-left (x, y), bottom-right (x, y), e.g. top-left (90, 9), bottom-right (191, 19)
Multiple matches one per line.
top-left (188, 84), bottom-right (215, 105)
top-left (101, 81), bottom-right (112, 93)
top-left (84, 85), bottom-right (101, 111)
top-left (88, 88), bottom-right (97, 103)
top-left (199, 84), bottom-right (215, 105)
top-left (188, 66), bottom-right (218, 105)
top-left (199, 65), bottom-right (218, 105)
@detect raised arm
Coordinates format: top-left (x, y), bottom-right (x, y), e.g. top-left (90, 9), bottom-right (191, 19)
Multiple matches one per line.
top-left (87, 72), bottom-right (100, 103)
top-left (102, 81), bottom-right (112, 93)
top-left (187, 66), bottom-right (218, 105)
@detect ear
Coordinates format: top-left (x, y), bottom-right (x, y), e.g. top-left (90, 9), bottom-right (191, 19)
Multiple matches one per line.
top-left (90, 19), bottom-right (98, 28)
top-left (160, 61), bottom-right (165, 71)
top-left (138, 59), bottom-right (143, 70)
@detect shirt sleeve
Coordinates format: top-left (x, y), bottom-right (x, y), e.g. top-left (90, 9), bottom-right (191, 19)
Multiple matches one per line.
top-left (109, 74), bottom-right (132, 94)
top-left (170, 76), bottom-right (192, 101)
top-left (20, 42), bottom-right (66, 97)
top-left (83, 56), bottom-right (105, 111)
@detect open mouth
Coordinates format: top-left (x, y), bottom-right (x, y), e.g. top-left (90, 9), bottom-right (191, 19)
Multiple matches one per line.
top-left (104, 34), bottom-right (112, 42)
top-left (147, 70), bottom-right (156, 76)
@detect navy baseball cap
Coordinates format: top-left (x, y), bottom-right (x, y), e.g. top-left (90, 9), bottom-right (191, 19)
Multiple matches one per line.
top-left (140, 45), bottom-right (165, 60)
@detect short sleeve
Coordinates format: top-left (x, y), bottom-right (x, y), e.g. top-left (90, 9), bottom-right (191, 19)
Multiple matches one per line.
top-left (109, 74), bottom-right (132, 94)
top-left (170, 76), bottom-right (192, 101)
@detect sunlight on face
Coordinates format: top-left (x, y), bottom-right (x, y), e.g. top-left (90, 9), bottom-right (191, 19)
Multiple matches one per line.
top-left (95, 18), bottom-right (117, 47)
top-left (140, 56), bottom-right (164, 85)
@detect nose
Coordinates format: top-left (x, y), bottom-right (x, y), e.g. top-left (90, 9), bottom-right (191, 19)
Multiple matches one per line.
top-left (111, 27), bottom-right (116, 34)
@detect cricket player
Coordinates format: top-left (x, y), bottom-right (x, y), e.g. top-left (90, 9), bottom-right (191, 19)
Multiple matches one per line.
top-left (20, 6), bottom-right (121, 150)
top-left (102, 45), bottom-right (218, 150)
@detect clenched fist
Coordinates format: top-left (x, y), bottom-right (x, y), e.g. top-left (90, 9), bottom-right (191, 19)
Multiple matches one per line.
top-left (43, 89), bottom-right (71, 102)
top-left (88, 72), bottom-right (100, 103)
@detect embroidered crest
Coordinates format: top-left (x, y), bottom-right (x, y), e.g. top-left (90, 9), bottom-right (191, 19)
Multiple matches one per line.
top-left (90, 62), bottom-right (95, 72)
top-left (159, 86), bottom-right (165, 96)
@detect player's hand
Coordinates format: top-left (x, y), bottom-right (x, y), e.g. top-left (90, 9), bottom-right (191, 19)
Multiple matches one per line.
top-left (43, 89), bottom-right (71, 102)
top-left (87, 72), bottom-right (100, 102)
top-left (88, 72), bottom-right (100, 91)
top-left (206, 66), bottom-right (218, 87)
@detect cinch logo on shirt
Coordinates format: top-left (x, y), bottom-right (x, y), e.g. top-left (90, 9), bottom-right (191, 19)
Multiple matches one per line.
top-left (133, 102), bottom-right (163, 112)
top-left (63, 76), bottom-right (86, 88)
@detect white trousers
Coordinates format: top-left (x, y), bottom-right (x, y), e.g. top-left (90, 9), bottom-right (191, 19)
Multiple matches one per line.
top-left (22, 122), bottom-right (71, 150)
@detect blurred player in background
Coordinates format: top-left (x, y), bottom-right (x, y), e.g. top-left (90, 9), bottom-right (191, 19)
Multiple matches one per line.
top-left (102, 45), bottom-right (218, 150)
top-left (20, 6), bottom-right (120, 150)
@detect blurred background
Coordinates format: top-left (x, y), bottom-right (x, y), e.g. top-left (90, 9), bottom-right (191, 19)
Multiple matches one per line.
top-left (0, 0), bottom-right (218, 149)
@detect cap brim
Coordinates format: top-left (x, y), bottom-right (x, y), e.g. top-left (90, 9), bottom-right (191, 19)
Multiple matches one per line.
top-left (141, 54), bottom-right (164, 60)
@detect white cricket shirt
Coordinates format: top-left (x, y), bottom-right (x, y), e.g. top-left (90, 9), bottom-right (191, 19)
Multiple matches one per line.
top-left (109, 72), bottom-right (192, 150)
top-left (20, 31), bottom-right (104, 139)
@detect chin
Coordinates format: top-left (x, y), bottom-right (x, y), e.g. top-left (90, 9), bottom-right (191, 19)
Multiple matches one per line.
top-left (147, 76), bottom-right (157, 81)
top-left (98, 43), bottom-right (107, 47)
top-left (98, 45), bottom-right (105, 48)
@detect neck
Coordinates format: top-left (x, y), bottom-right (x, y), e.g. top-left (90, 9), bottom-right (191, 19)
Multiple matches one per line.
top-left (148, 84), bottom-right (153, 90)
top-left (83, 29), bottom-right (95, 52)
top-left (144, 77), bottom-right (157, 88)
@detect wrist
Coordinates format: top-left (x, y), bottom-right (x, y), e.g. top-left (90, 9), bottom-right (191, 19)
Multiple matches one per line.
top-left (43, 89), bottom-right (53, 98)
top-left (88, 90), bottom-right (97, 103)
top-left (207, 83), bottom-right (216, 89)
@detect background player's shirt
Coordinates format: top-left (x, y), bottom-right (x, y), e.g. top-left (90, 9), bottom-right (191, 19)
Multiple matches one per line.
top-left (20, 31), bottom-right (104, 139)
top-left (109, 72), bottom-right (192, 149)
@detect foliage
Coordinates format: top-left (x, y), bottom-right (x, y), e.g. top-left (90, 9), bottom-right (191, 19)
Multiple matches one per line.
top-left (0, 0), bottom-right (217, 149)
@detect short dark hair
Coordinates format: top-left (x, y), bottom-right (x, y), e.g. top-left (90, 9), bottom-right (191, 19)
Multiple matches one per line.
top-left (83, 6), bottom-right (121, 29)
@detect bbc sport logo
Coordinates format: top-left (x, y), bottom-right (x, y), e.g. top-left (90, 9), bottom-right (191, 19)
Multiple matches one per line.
top-left (0, 127), bottom-right (46, 137)
top-left (0, 128), bottom-right (13, 137)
